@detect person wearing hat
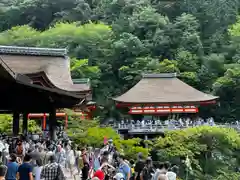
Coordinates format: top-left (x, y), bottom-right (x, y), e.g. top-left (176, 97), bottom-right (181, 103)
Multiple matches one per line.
top-left (113, 173), bottom-right (125, 180)
top-left (107, 139), bottom-right (115, 154)
top-left (6, 154), bottom-right (18, 180)
top-left (166, 165), bottom-right (178, 180)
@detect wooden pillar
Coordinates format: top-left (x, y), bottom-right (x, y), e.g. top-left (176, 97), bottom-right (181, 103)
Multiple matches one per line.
top-left (43, 113), bottom-right (46, 130)
top-left (12, 112), bottom-right (20, 136)
top-left (65, 115), bottom-right (68, 130)
top-left (49, 108), bottom-right (57, 140)
top-left (22, 113), bottom-right (28, 136)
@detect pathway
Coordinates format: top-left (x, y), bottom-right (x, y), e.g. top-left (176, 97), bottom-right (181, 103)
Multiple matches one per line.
top-left (63, 168), bottom-right (81, 180)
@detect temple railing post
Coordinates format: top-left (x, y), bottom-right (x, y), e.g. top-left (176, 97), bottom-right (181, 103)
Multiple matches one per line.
top-left (22, 112), bottom-right (28, 136)
top-left (49, 108), bottom-right (57, 140)
top-left (12, 111), bottom-right (20, 136)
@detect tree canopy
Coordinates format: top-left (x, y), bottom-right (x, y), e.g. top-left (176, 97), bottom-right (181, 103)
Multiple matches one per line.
top-left (153, 126), bottom-right (240, 180)
top-left (0, 0), bottom-right (239, 120)
top-left (0, 2), bottom-right (239, 178)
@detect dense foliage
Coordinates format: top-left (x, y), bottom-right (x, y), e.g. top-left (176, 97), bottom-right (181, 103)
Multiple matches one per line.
top-left (67, 114), bottom-right (240, 180)
top-left (66, 113), bottom-right (149, 159)
top-left (153, 126), bottom-right (240, 180)
top-left (0, 0), bottom-right (239, 120)
top-left (0, 114), bottom-right (41, 134)
top-left (1, 113), bottom-right (239, 179)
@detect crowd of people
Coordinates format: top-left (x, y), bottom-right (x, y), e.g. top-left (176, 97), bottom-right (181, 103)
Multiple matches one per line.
top-left (0, 132), bottom-right (179, 180)
top-left (0, 132), bottom-right (79, 180)
top-left (72, 138), bottom-right (179, 180)
top-left (0, 117), bottom-right (238, 180)
top-left (117, 117), bottom-right (218, 129)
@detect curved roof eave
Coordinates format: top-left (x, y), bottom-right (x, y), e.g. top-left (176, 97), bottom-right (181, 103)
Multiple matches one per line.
top-left (0, 52), bottom-right (90, 93)
top-left (113, 74), bottom-right (219, 104)
top-left (113, 97), bottom-right (219, 104)
top-left (27, 71), bottom-right (91, 92)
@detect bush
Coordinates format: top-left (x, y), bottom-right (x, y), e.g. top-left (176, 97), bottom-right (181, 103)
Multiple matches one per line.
top-left (153, 126), bottom-right (240, 180)
top-left (0, 114), bottom-right (42, 134)
top-left (66, 114), bottom-right (149, 159)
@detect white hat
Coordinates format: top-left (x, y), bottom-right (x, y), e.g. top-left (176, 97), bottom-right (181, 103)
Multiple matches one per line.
top-left (113, 173), bottom-right (124, 180)
top-left (166, 171), bottom-right (177, 180)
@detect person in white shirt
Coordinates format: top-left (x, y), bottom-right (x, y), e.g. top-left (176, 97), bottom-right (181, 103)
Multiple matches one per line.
top-left (164, 120), bottom-right (169, 128)
top-left (55, 145), bottom-right (66, 167)
top-left (153, 162), bottom-right (169, 180)
top-left (2, 140), bottom-right (9, 164)
top-left (196, 118), bottom-right (201, 126)
top-left (209, 117), bottom-right (215, 126)
top-left (121, 120), bottom-right (124, 128)
top-left (65, 145), bottom-right (75, 170)
top-left (33, 159), bottom-right (43, 180)
top-left (186, 118), bottom-right (190, 127)
top-left (0, 140), bottom-right (5, 161)
top-left (23, 141), bottom-right (30, 153)
top-left (179, 118), bottom-right (183, 127)
top-left (141, 120), bottom-right (145, 128)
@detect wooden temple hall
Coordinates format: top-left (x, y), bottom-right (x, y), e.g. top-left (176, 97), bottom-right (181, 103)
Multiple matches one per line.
top-left (0, 45), bottom-right (92, 140)
top-left (113, 73), bottom-right (218, 137)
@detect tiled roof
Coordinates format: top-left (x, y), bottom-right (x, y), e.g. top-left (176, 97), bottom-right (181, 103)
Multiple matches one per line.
top-left (113, 73), bottom-right (218, 103)
top-left (0, 46), bottom-right (90, 92)
top-left (0, 45), bottom-right (67, 56)
top-left (0, 57), bottom-right (81, 100)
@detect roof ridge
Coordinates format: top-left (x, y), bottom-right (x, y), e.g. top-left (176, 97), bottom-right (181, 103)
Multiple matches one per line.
top-left (73, 78), bottom-right (90, 84)
top-left (143, 73), bottom-right (177, 78)
top-left (0, 45), bottom-right (67, 56)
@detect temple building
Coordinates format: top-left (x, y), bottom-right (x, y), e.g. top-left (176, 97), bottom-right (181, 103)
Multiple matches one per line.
top-left (0, 45), bottom-right (94, 135)
top-left (113, 73), bottom-right (218, 139)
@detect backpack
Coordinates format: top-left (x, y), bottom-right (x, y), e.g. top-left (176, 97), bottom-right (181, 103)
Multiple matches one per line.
top-left (142, 166), bottom-right (154, 180)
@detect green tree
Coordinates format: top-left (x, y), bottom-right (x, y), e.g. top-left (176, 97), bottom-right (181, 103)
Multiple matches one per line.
top-left (66, 112), bottom-right (148, 159)
top-left (0, 114), bottom-right (41, 134)
top-left (0, 0), bottom-right (92, 31)
top-left (0, 0), bottom-right (239, 121)
top-left (153, 126), bottom-right (240, 180)
top-left (213, 68), bottom-right (240, 121)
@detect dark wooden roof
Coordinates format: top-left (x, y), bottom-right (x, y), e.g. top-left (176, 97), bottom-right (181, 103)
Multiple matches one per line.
top-left (0, 58), bottom-right (83, 112)
top-left (113, 73), bottom-right (218, 104)
top-left (0, 46), bottom-right (90, 92)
